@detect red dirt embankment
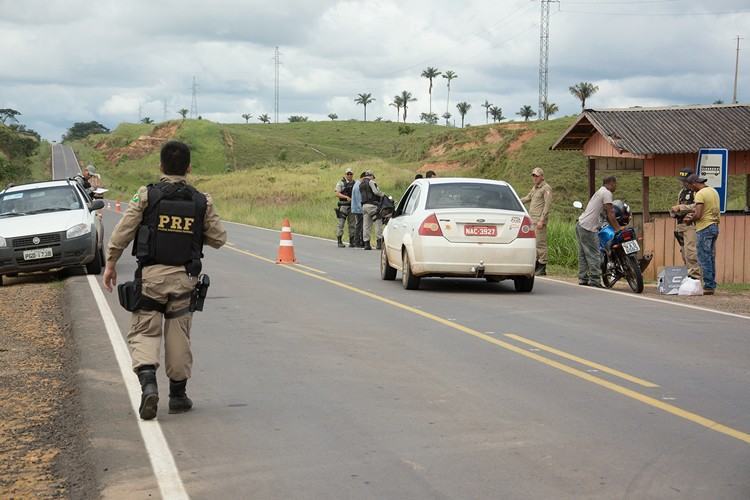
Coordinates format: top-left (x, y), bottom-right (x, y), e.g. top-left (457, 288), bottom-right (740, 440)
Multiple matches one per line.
top-left (95, 122), bottom-right (181, 163)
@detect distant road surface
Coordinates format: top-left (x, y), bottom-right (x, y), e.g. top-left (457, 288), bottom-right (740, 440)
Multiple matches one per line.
top-left (53, 144), bottom-right (749, 499)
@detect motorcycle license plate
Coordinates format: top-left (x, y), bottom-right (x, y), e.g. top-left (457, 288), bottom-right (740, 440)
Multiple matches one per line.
top-left (23, 247), bottom-right (53, 260)
top-left (464, 225), bottom-right (497, 236)
top-left (622, 240), bottom-right (640, 255)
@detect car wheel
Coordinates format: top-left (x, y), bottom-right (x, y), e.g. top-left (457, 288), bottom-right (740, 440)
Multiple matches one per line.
top-left (86, 246), bottom-right (103, 275)
top-left (513, 275), bottom-right (534, 293)
top-left (401, 250), bottom-right (421, 290)
top-left (380, 247), bottom-right (397, 281)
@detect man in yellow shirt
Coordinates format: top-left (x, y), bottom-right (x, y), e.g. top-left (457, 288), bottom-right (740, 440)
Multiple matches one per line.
top-left (684, 174), bottom-right (720, 294)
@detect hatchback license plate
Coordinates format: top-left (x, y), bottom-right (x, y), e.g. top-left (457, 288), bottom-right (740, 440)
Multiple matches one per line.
top-left (23, 248), bottom-right (53, 260)
top-left (464, 225), bottom-right (497, 236)
top-left (622, 240), bottom-right (640, 254)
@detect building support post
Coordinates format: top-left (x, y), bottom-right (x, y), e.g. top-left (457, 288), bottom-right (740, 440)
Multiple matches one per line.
top-left (642, 174), bottom-right (650, 223)
top-left (745, 174), bottom-right (750, 212)
top-left (588, 158), bottom-right (596, 198)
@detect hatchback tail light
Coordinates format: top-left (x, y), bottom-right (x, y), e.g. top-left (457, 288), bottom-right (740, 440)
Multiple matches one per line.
top-left (518, 216), bottom-right (536, 238)
top-left (418, 213), bottom-right (444, 236)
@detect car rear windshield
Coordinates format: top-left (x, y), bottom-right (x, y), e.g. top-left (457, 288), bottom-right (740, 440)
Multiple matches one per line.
top-left (425, 183), bottom-right (523, 211)
top-left (0, 186), bottom-right (82, 216)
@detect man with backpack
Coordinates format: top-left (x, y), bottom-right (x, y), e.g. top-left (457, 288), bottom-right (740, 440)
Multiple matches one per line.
top-left (360, 170), bottom-right (384, 250)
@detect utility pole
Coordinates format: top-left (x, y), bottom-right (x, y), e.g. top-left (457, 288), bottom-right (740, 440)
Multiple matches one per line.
top-left (538, 0), bottom-right (558, 120)
top-left (138, 103), bottom-right (142, 122)
top-left (163, 99), bottom-right (168, 122)
top-left (733, 35), bottom-right (743, 104)
top-left (190, 76), bottom-right (199, 119)
top-left (273, 46), bottom-right (281, 124)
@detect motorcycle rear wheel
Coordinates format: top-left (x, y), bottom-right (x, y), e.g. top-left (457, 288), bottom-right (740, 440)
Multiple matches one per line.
top-left (624, 255), bottom-right (644, 293)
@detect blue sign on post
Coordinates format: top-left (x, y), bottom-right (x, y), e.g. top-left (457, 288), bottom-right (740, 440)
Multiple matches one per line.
top-left (696, 148), bottom-right (728, 213)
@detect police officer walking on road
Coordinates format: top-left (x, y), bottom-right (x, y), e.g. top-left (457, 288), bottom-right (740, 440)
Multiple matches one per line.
top-left (360, 170), bottom-right (384, 250)
top-left (334, 167), bottom-right (356, 247)
top-left (103, 141), bottom-right (227, 420)
top-left (520, 167), bottom-right (552, 276)
top-left (670, 168), bottom-right (701, 280)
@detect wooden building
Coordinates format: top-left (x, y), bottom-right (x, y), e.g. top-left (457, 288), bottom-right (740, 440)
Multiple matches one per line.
top-left (551, 104), bottom-right (750, 283)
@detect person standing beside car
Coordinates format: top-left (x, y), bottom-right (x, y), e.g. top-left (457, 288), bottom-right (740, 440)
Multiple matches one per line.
top-left (360, 170), bottom-right (384, 250)
top-left (683, 173), bottom-right (721, 295)
top-left (520, 167), bottom-right (552, 276)
top-left (102, 140), bottom-right (227, 420)
top-left (576, 176), bottom-right (623, 287)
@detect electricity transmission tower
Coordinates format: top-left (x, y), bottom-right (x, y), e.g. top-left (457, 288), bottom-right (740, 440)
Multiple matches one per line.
top-left (190, 76), bottom-right (199, 119)
top-left (163, 99), bottom-right (168, 122)
top-left (273, 46), bottom-right (281, 124)
top-left (733, 35), bottom-right (743, 104)
top-left (538, 0), bottom-right (558, 119)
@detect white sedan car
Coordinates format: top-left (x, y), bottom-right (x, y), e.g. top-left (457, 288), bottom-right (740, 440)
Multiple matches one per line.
top-left (380, 178), bottom-right (537, 292)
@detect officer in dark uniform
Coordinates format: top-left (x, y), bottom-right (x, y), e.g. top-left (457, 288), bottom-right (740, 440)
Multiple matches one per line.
top-left (670, 167), bottom-right (700, 279)
top-left (103, 141), bottom-right (227, 420)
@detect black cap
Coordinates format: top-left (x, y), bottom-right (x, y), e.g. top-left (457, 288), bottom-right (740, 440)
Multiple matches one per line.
top-left (685, 173), bottom-right (707, 184)
top-left (678, 168), bottom-right (693, 179)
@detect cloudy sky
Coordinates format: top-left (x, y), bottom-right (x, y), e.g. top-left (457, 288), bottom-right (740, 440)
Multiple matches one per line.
top-left (1, 0), bottom-right (748, 139)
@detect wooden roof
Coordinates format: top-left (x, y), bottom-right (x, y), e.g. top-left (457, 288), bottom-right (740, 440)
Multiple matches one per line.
top-left (551, 104), bottom-right (750, 155)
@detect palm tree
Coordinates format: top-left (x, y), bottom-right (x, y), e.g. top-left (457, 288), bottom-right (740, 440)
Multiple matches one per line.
top-left (456, 102), bottom-right (471, 128)
top-left (400, 90), bottom-right (417, 123)
top-left (241, 113), bottom-right (252, 123)
top-left (354, 93), bottom-right (375, 121)
top-left (327, 113), bottom-right (338, 120)
top-left (258, 113), bottom-right (271, 124)
top-left (177, 109), bottom-right (188, 120)
top-left (390, 96), bottom-right (403, 122)
top-left (489, 106), bottom-right (504, 123)
top-left (442, 111), bottom-right (452, 126)
top-left (516, 105), bottom-right (536, 121)
top-left (542, 101), bottom-right (558, 120)
top-left (569, 82), bottom-right (599, 111)
top-left (421, 67), bottom-right (441, 115)
top-left (442, 70), bottom-right (458, 117)
top-left (140, 117), bottom-right (154, 124)
top-left (481, 100), bottom-right (492, 124)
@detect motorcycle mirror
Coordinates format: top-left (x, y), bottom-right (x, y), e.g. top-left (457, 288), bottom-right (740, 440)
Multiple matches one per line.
top-left (573, 201), bottom-right (583, 209)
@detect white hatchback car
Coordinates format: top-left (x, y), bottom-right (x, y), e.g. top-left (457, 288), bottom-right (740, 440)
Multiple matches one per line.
top-left (380, 178), bottom-right (537, 291)
top-left (0, 179), bottom-right (105, 286)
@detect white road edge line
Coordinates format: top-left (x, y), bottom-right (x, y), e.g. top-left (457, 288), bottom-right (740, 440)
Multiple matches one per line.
top-left (538, 276), bottom-right (750, 321)
top-left (86, 275), bottom-right (190, 500)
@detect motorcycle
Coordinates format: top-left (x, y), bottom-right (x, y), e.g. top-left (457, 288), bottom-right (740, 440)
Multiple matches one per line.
top-left (598, 224), bottom-right (644, 293)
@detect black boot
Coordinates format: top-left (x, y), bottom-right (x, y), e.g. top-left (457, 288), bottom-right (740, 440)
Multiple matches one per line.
top-left (169, 379), bottom-right (193, 414)
top-left (535, 263), bottom-right (547, 276)
top-left (376, 238), bottom-right (383, 250)
top-left (137, 365), bottom-right (159, 420)
top-left (337, 236), bottom-right (345, 248)
top-left (363, 241), bottom-right (372, 250)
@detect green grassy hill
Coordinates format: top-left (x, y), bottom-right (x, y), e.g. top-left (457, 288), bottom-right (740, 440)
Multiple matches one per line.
top-left (69, 117), bottom-right (748, 237)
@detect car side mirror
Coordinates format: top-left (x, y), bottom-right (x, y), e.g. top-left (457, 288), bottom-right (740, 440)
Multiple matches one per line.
top-left (573, 201), bottom-right (583, 209)
top-left (89, 200), bottom-right (105, 211)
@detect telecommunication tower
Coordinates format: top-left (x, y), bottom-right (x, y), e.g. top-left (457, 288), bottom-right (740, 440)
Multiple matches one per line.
top-left (190, 76), bottom-right (199, 118)
top-left (538, 1), bottom-right (558, 119)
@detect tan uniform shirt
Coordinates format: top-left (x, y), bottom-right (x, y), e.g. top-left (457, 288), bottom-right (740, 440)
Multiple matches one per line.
top-left (521, 181), bottom-right (552, 223)
top-left (107, 175), bottom-right (227, 264)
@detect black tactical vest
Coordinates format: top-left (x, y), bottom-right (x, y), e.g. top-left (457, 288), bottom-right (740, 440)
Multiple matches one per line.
top-left (133, 182), bottom-right (208, 275)
top-left (360, 178), bottom-right (379, 205)
top-left (677, 187), bottom-right (695, 223)
top-left (339, 178), bottom-right (355, 205)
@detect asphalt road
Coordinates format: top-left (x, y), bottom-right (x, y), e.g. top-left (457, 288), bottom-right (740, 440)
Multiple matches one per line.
top-left (54, 145), bottom-right (749, 498)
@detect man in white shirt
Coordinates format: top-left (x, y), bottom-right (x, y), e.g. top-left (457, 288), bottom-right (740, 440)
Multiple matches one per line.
top-left (576, 176), bottom-right (623, 287)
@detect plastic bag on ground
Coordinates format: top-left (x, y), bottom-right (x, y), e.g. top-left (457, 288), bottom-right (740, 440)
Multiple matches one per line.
top-left (677, 277), bottom-right (703, 296)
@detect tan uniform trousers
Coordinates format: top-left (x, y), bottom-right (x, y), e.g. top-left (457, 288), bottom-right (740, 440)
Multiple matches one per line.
top-left (362, 203), bottom-right (383, 244)
top-left (531, 216), bottom-right (548, 265)
top-left (675, 223), bottom-right (701, 279)
top-left (128, 265), bottom-right (197, 381)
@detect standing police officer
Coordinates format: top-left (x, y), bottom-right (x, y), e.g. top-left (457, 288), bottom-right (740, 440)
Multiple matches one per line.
top-left (520, 167), bottom-right (553, 276)
top-left (670, 168), bottom-right (700, 280)
top-left (360, 170), bottom-right (384, 250)
top-left (103, 141), bottom-right (227, 420)
top-left (334, 167), bottom-right (356, 247)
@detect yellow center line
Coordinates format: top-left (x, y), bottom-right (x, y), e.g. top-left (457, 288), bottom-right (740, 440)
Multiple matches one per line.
top-left (504, 334), bottom-right (659, 388)
top-left (225, 244), bottom-right (750, 445)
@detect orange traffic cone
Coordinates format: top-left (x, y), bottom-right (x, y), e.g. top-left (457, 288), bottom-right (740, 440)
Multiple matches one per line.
top-left (276, 218), bottom-right (297, 264)
top-left (115, 200), bottom-right (121, 212)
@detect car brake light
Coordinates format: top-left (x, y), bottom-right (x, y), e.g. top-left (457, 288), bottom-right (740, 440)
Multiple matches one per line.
top-left (418, 213), bottom-right (443, 236)
top-left (518, 216), bottom-right (535, 238)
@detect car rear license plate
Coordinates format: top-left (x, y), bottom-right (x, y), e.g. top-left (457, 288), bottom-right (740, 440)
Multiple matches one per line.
top-left (464, 225), bottom-right (497, 236)
top-left (23, 248), bottom-right (53, 260)
top-left (622, 240), bottom-right (640, 254)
